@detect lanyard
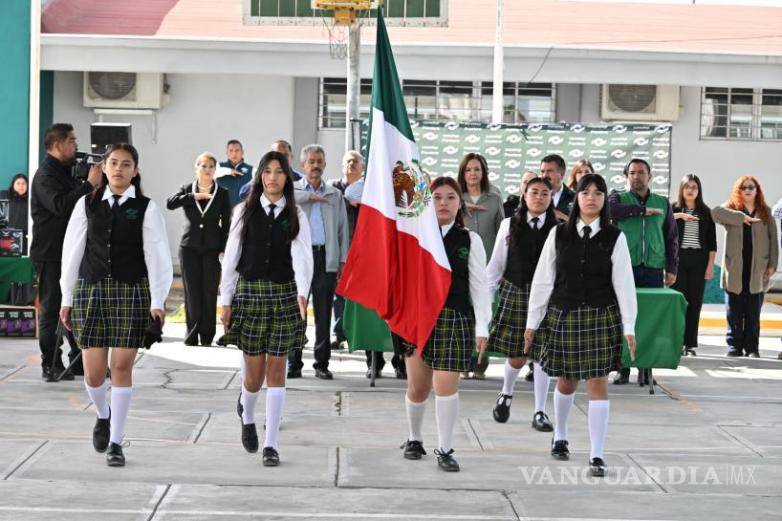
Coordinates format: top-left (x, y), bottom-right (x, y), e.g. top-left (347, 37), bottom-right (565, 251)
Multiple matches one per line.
top-left (192, 181), bottom-right (216, 219)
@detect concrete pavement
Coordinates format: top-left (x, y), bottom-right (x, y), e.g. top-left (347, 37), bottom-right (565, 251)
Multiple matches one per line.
top-left (1, 324), bottom-right (781, 521)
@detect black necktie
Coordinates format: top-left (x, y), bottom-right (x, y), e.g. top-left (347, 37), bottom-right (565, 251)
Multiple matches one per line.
top-left (583, 225), bottom-right (592, 240)
top-left (111, 194), bottom-right (122, 214)
top-left (268, 203), bottom-right (276, 217)
top-left (531, 217), bottom-right (540, 230)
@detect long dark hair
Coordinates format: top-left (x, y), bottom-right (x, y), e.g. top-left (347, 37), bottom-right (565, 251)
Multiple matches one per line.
top-left (430, 176), bottom-right (465, 227)
top-left (563, 173), bottom-right (612, 243)
top-left (675, 174), bottom-right (712, 221)
top-left (241, 151), bottom-right (300, 242)
top-left (8, 174), bottom-right (28, 200)
top-left (509, 177), bottom-right (554, 247)
top-left (90, 143), bottom-right (143, 202)
top-left (457, 153), bottom-right (490, 194)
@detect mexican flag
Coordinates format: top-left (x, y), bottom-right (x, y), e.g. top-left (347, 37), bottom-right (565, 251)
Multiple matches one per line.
top-left (336, 11), bottom-right (451, 351)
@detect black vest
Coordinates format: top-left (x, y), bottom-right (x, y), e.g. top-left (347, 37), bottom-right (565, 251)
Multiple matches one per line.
top-left (443, 224), bottom-right (472, 316)
top-left (503, 215), bottom-right (556, 287)
top-left (549, 223), bottom-right (620, 308)
top-left (79, 192), bottom-right (149, 284)
top-left (237, 205), bottom-right (295, 283)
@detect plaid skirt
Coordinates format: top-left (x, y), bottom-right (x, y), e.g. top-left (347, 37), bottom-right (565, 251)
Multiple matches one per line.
top-left (486, 279), bottom-right (529, 358)
top-left (221, 277), bottom-right (305, 356)
top-left (72, 277), bottom-right (151, 349)
top-left (532, 303), bottom-right (623, 380)
top-left (402, 307), bottom-right (474, 373)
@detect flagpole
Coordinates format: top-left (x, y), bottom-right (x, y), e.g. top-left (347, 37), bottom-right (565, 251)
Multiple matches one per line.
top-left (345, 20), bottom-right (362, 151)
top-left (491, 0), bottom-right (504, 124)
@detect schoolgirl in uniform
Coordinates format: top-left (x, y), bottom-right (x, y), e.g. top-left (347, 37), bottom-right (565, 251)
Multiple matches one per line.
top-left (60, 143), bottom-right (173, 466)
top-left (400, 176), bottom-right (491, 472)
top-left (220, 150), bottom-right (312, 467)
top-left (525, 173), bottom-right (637, 477)
top-left (483, 178), bottom-right (557, 431)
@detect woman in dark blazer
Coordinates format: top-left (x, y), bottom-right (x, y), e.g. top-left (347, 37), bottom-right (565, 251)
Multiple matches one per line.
top-left (167, 152), bottom-right (232, 346)
top-left (670, 174), bottom-right (717, 356)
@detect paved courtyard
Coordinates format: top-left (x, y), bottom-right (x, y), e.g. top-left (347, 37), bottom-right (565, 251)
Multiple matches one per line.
top-left (1, 323), bottom-right (781, 521)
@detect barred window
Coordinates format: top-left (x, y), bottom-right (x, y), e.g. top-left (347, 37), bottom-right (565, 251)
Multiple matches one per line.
top-left (701, 87), bottom-right (782, 141)
top-left (319, 79), bottom-right (556, 129)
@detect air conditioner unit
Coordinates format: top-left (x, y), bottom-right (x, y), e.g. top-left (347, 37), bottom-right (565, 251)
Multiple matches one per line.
top-left (83, 72), bottom-right (167, 109)
top-left (601, 84), bottom-right (679, 122)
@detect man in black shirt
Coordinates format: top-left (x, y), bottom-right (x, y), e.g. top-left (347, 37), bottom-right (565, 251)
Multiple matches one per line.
top-left (30, 123), bottom-right (102, 380)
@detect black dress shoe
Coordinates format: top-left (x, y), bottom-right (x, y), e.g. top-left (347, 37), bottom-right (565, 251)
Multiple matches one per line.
top-left (287, 369), bottom-right (302, 379)
top-left (524, 370), bottom-right (534, 382)
top-left (314, 368), bottom-right (334, 380)
top-left (395, 367), bottom-right (407, 380)
top-left (493, 393), bottom-right (512, 423)
top-left (106, 442), bottom-right (125, 467)
top-left (551, 439), bottom-right (570, 460)
top-left (45, 365), bottom-right (74, 382)
top-left (613, 370), bottom-right (630, 385)
top-left (590, 457), bottom-right (606, 477)
top-left (200, 339), bottom-right (213, 347)
top-left (683, 347), bottom-right (697, 357)
top-left (532, 411), bottom-right (554, 432)
top-left (401, 439), bottom-right (426, 460)
top-left (330, 340), bottom-right (345, 351)
top-left (262, 446), bottom-right (280, 466)
top-left (434, 448), bottom-right (460, 472)
top-left (726, 349), bottom-right (744, 357)
top-left (93, 411), bottom-right (111, 453)
top-left (747, 351), bottom-right (760, 358)
top-left (241, 423), bottom-right (259, 453)
top-left (184, 339), bottom-right (199, 346)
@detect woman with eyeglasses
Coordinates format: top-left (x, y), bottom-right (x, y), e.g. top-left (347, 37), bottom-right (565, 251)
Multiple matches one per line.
top-left (566, 159), bottom-right (594, 191)
top-left (670, 175), bottom-right (717, 356)
top-left (712, 176), bottom-right (778, 358)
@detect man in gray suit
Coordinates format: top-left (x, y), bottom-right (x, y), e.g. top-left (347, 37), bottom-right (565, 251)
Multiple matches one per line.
top-left (288, 144), bottom-right (349, 379)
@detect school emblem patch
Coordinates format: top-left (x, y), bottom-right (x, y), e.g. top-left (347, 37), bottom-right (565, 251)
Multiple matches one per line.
top-left (125, 208), bottom-right (139, 220)
top-left (392, 159), bottom-right (431, 219)
top-left (456, 246), bottom-right (469, 260)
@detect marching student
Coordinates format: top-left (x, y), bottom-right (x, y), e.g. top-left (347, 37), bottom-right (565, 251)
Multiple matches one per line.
top-left (59, 143), bottom-right (173, 467)
top-left (524, 173), bottom-right (637, 477)
top-left (400, 176), bottom-right (491, 473)
top-left (483, 178), bottom-right (556, 432)
top-left (220, 150), bottom-right (312, 467)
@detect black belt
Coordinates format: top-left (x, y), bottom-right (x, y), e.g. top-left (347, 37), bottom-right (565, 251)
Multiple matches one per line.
top-left (312, 245), bottom-right (326, 252)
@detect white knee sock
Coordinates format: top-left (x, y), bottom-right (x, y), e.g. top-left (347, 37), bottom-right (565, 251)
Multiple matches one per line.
top-left (85, 380), bottom-right (110, 419)
top-left (405, 395), bottom-right (427, 442)
top-left (533, 362), bottom-right (551, 414)
top-left (501, 360), bottom-right (521, 396)
top-left (553, 388), bottom-right (575, 442)
top-left (109, 386), bottom-right (132, 445)
top-left (588, 400), bottom-right (610, 460)
top-left (263, 387), bottom-right (286, 450)
top-left (240, 384), bottom-right (259, 425)
top-left (435, 393), bottom-right (459, 452)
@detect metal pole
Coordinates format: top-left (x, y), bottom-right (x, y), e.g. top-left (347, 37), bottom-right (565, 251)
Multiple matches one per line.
top-left (28, 0), bottom-right (42, 250)
top-left (491, 0), bottom-right (504, 124)
top-left (345, 20), bottom-right (362, 151)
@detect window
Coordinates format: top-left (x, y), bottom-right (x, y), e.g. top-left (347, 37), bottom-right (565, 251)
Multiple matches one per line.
top-left (701, 87), bottom-right (782, 140)
top-left (247, 0), bottom-right (447, 26)
top-left (319, 79), bottom-right (556, 128)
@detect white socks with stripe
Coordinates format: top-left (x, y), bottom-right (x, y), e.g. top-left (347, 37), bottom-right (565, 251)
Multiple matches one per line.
top-left (109, 386), bottom-right (132, 445)
top-left (240, 384), bottom-right (259, 425)
top-left (85, 380), bottom-right (110, 419)
top-left (501, 360), bottom-right (521, 396)
top-left (405, 395), bottom-right (427, 442)
top-left (588, 400), bottom-right (610, 460)
top-left (264, 387), bottom-right (286, 450)
top-left (533, 362), bottom-right (551, 414)
top-left (553, 388), bottom-right (575, 442)
top-left (435, 392), bottom-right (459, 452)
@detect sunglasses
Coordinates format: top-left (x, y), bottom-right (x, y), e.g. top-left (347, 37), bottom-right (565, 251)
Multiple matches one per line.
top-left (741, 185), bottom-right (757, 191)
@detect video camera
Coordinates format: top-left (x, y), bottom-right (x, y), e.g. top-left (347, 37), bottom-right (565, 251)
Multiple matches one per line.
top-left (72, 122), bottom-right (133, 180)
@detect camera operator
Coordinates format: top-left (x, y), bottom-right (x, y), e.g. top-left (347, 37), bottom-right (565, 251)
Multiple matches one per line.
top-left (30, 123), bottom-right (103, 381)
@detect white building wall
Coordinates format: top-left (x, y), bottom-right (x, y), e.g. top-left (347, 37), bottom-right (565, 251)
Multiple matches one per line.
top-left (52, 71), bottom-right (295, 269)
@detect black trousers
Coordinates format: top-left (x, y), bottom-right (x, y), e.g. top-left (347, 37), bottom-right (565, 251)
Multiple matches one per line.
top-left (333, 294), bottom-right (347, 343)
top-left (35, 261), bottom-right (79, 368)
top-left (289, 248), bottom-right (336, 371)
top-left (726, 289), bottom-right (763, 355)
top-left (671, 249), bottom-right (709, 349)
top-left (180, 247), bottom-right (220, 345)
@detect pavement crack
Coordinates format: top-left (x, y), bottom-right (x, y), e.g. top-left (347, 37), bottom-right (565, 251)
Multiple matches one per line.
top-left (335, 391), bottom-right (343, 416)
top-left (717, 424), bottom-right (765, 457)
top-left (190, 413), bottom-right (212, 444)
top-left (500, 490), bottom-right (522, 520)
top-left (161, 369), bottom-right (176, 389)
top-left (3, 440), bottom-right (48, 480)
top-left (145, 483), bottom-right (172, 521)
top-left (334, 447), bottom-right (340, 487)
top-left (224, 370), bottom-right (239, 390)
top-left (0, 364), bottom-right (26, 382)
top-left (626, 453), bottom-right (668, 493)
top-left (467, 418), bottom-right (485, 451)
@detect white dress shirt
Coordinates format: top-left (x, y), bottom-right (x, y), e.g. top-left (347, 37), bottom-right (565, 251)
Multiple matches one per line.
top-left (552, 186), bottom-right (563, 208)
top-left (486, 212), bottom-right (548, 293)
top-left (526, 218), bottom-right (637, 335)
top-left (220, 194), bottom-right (313, 305)
top-left (440, 221), bottom-right (492, 338)
top-left (60, 185), bottom-right (174, 310)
